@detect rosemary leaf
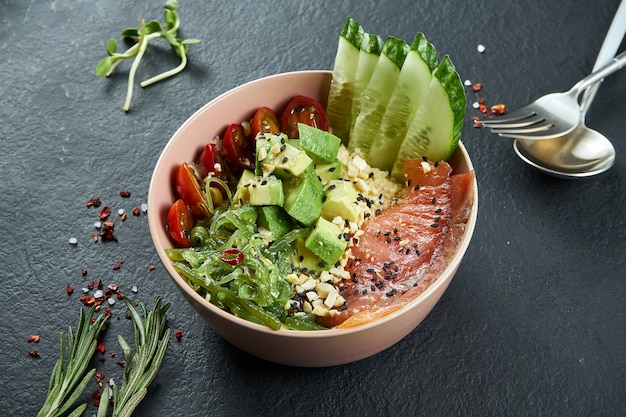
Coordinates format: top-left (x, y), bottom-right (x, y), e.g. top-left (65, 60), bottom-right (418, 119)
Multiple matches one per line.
top-left (36, 306), bottom-right (108, 417)
top-left (96, 296), bottom-right (171, 417)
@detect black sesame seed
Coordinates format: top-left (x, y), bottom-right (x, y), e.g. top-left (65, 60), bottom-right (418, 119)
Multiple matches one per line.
top-left (375, 208), bottom-right (381, 216)
top-left (261, 180), bottom-right (267, 186)
top-left (368, 172), bottom-right (374, 178)
top-left (431, 223), bottom-right (439, 228)
top-left (279, 144), bottom-right (286, 152)
top-left (434, 217), bottom-right (441, 222)
top-left (413, 184), bottom-right (420, 191)
top-left (435, 208), bottom-right (443, 213)
top-left (386, 237), bottom-right (391, 243)
top-left (328, 184), bottom-right (336, 190)
top-left (329, 166), bottom-right (336, 172)
top-left (431, 197), bottom-right (437, 204)
top-left (281, 156), bottom-right (288, 163)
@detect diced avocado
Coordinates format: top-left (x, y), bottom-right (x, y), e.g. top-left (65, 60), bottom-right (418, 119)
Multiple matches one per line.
top-left (314, 159), bottom-right (342, 184)
top-left (231, 169), bottom-right (256, 207)
top-left (321, 179), bottom-right (359, 223)
top-left (248, 175), bottom-right (284, 206)
top-left (298, 123), bottom-right (342, 163)
top-left (283, 167), bottom-right (324, 227)
top-left (305, 217), bottom-right (348, 267)
top-left (293, 237), bottom-right (326, 273)
top-left (257, 205), bottom-right (293, 239)
top-left (255, 132), bottom-right (312, 179)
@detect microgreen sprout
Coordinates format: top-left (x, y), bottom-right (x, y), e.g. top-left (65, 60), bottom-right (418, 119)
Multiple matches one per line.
top-left (95, 0), bottom-right (201, 112)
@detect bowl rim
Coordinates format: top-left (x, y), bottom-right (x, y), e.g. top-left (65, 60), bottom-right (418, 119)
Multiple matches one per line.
top-left (148, 69), bottom-right (478, 338)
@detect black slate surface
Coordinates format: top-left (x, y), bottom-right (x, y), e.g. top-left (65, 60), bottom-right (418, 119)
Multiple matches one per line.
top-left (1, 1), bottom-right (625, 416)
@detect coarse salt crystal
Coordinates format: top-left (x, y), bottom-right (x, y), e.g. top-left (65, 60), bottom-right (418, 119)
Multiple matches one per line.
top-left (94, 221), bottom-right (102, 229)
top-left (69, 237), bottom-right (78, 245)
top-left (131, 285), bottom-right (138, 293)
top-left (141, 203), bottom-right (148, 213)
top-left (117, 209), bottom-right (125, 216)
top-left (477, 44), bottom-right (486, 53)
top-left (93, 290), bottom-right (103, 298)
top-left (107, 298), bottom-right (116, 305)
top-left (472, 101), bottom-right (480, 109)
top-left (464, 79), bottom-right (472, 86)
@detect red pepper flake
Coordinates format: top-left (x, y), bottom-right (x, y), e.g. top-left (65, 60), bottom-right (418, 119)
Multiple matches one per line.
top-left (120, 212), bottom-right (127, 221)
top-left (491, 103), bottom-right (507, 115)
top-left (86, 198), bottom-right (102, 208)
top-left (28, 350), bottom-right (40, 357)
top-left (95, 371), bottom-right (106, 388)
top-left (119, 190), bottom-right (131, 198)
top-left (96, 278), bottom-right (103, 290)
top-left (110, 351), bottom-right (116, 358)
top-left (478, 103), bottom-right (488, 113)
top-left (66, 284), bottom-right (74, 295)
top-left (148, 265), bottom-right (156, 271)
top-left (99, 206), bottom-right (111, 220)
top-left (27, 334), bottom-right (40, 343)
top-left (81, 268), bottom-right (88, 276)
top-left (87, 281), bottom-right (95, 290)
top-left (132, 207), bottom-right (141, 216)
top-left (471, 82), bottom-right (483, 92)
top-left (80, 295), bottom-right (96, 306)
top-left (92, 389), bottom-right (102, 406)
top-left (108, 283), bottom-right (119, 291)
top-left (96, 343), bottom-right (106, 354)
top-left (91, 233), bottom-right (99, 243)
top-left (100, 221), bottom-right (116, 241)
top-left (119, 258), bottom-right (124, 264)
top-left (175, 329), bottom-right (183, 341)
top-left (112, 263), bottom-right (121, 271)
top-left (116, 289), bottom-right (124, 299)
top-left (104, 308), bottom-right (112, 317)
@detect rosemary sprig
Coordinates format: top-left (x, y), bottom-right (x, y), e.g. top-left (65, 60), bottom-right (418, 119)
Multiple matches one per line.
top-left (98, 296), bottom-right (171, 417)
top-left (36, 306), bottom-right (108, 417)
top-left (95, 0), bottom-right (201, 112)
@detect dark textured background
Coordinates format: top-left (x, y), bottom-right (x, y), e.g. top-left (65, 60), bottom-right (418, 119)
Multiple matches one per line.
top-left (1, 0), bottom-right (625, 416)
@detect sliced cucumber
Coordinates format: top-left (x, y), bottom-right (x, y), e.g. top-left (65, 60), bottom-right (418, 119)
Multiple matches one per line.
top-left (348, 36), bottom-right (409, 155)
top-left (390, 55), bottom-right (466, 181)
top-left (348, 32), bottom-right (384, 140)
top-left (326, 17), bottom-right (364, 145)
top-left (365, 32), bottom-right (438, 172)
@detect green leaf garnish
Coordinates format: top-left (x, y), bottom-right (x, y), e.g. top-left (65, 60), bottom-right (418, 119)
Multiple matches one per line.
top-left (95, 1), bottom-right (201, 112)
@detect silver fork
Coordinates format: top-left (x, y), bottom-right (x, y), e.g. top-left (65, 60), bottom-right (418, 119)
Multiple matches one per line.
top-left (481, 50), bottom-right (626, 140)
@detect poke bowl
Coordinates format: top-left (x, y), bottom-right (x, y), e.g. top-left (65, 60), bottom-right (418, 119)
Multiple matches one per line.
top-left (147, 70), bottom-right (478, 367)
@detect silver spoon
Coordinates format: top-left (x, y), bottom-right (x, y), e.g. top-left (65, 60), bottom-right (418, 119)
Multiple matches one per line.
top-left (513, 0), bottom-right (626, 178)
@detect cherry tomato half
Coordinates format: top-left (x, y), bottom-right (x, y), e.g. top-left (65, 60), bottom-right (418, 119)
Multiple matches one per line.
top-left (251, 106), bottom-right (281, 139)
top-left (197, 143), bottom-right (227, 181)
top-left (176, 162), bottom-right (209, 219)
top-left (281, 95), bottom-right (329, 139)
top-left (220, 123), bottom-right (254, 176)
top-left (167, 199), bottom-right (195, 248)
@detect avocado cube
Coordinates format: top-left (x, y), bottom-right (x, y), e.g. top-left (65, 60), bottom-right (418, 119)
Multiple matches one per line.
top-left (305, 217), bottom-right (347, 267)
top-left (314, 158), bottom-right (342, 184)
top-left (321, 179), bottom-right (359, 223)
top-left (255, 132), bottom-right (312, 179)
top-left (293, 237), bottom-right (326, 273)
top-left (248, 176), bottom-right (284, 206)
top-left (298, 123), bottom-right (342, 163)
top-left (283, 168), bottom-right (323, 227)
top-left (257, 205), bottom-right (292, 239)
top-left (231, 169), bottom-right (256, 207)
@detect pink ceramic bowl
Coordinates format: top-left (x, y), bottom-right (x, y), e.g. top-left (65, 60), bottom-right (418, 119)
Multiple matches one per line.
top-left (148, 70), bottom-right (478, 367)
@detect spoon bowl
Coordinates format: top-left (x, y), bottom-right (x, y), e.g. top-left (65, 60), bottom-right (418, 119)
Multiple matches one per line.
top-left (513, 125), bottom-right (615, 178)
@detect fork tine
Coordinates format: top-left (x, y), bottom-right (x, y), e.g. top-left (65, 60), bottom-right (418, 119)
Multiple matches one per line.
top-left (480, 113), bottom-right (546, 129)
top-left (479, 106), bottom-right (537, 126)
top-left (499, 124), bottom-right (577, 141)
top-left (490, 120), bottom-right (554, 135)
